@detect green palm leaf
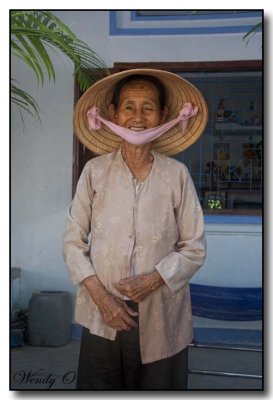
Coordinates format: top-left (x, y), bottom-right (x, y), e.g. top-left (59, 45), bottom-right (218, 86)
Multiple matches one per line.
top-left (243, 22), bottom-right (262, 45)
top-left (11, 10), bottom-right (109, 121)
top-left (11, 81), bottom-right (41, 124)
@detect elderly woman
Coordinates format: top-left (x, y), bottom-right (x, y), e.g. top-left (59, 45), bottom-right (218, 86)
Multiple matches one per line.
top-left (63, 69), bottom-right (208, 390)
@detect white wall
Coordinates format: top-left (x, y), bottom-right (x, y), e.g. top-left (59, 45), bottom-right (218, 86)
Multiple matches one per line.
top-left (54, 11), bottom-right (262, 65)
top-left (11, 11), bottom-right (262, 311)
top-left (192, 224), bottom-right (262, 287)
top-left (11, 53), bottom-right (76, 309)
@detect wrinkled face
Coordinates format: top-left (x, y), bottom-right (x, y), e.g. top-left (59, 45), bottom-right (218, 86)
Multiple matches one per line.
top-left (111, 80), bottom-right (167, 131)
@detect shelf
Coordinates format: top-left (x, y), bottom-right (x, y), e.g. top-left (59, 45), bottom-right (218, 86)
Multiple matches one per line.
top-left (215, 122), bottom-right (262, 134)
top-left (204, 209), bottom-right (262, 216)
top-left (202, 182), bottom-right (262, 191)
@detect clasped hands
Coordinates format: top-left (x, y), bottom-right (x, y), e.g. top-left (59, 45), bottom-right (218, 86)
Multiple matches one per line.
top-left (84, 271), bottom-right (164, 332)
top-left (114, 271), bottom-right (164, 303)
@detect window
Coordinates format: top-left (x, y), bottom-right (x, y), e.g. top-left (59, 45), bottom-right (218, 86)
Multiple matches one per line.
top-left (173, 70), bottom-right (262, 214)
top-left (73, 61), bottom-right (262, 217)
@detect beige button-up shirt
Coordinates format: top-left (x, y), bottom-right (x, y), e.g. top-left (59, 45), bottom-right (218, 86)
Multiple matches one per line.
top-left (63, 149), bottom-right (206, 364)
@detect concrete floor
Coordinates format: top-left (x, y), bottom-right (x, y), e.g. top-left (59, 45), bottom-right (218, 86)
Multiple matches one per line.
top-left (10, 340), bottom-right (263, 391)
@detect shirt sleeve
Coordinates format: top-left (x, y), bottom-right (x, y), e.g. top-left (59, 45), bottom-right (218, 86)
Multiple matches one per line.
top-left (63, 162), bottom-right (96, 284)
top-left (155, 166), bottom-right (206, 293)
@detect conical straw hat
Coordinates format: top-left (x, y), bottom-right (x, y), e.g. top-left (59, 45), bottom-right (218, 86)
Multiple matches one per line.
top-left (73, 68), bottom-right (208, 156)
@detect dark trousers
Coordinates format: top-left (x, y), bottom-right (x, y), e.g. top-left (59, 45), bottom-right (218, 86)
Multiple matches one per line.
top-left (76, 302), bottom-right (188, 390)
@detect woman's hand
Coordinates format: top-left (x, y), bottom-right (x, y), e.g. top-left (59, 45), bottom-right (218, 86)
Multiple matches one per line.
top-left (96, 294), bottom-right (138, 331)
top-left (114, 271), bottom-right (164, 303)
top-left (82, 275), bottom-right (138, 331)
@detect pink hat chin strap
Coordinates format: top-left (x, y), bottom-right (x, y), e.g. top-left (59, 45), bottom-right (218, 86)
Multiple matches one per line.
top-left (87, 103), bottom-right (198, 146)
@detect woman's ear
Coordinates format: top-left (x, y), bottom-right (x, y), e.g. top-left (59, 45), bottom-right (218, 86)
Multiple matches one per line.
top-left (108, 104), bottom-right (116, 122)
top-left (160, 106), bottom-right (169, 124)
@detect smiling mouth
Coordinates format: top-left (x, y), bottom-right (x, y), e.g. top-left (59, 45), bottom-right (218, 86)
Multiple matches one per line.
top-left (129, 127), bottom-right (146, 132)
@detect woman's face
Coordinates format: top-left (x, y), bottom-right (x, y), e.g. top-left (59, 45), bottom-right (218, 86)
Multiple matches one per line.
top-left (111, 80), bottom-right (168, 131)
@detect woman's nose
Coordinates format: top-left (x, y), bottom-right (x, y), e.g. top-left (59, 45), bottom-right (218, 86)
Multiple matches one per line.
top-left (132, 108), bottom-right (145, 122)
